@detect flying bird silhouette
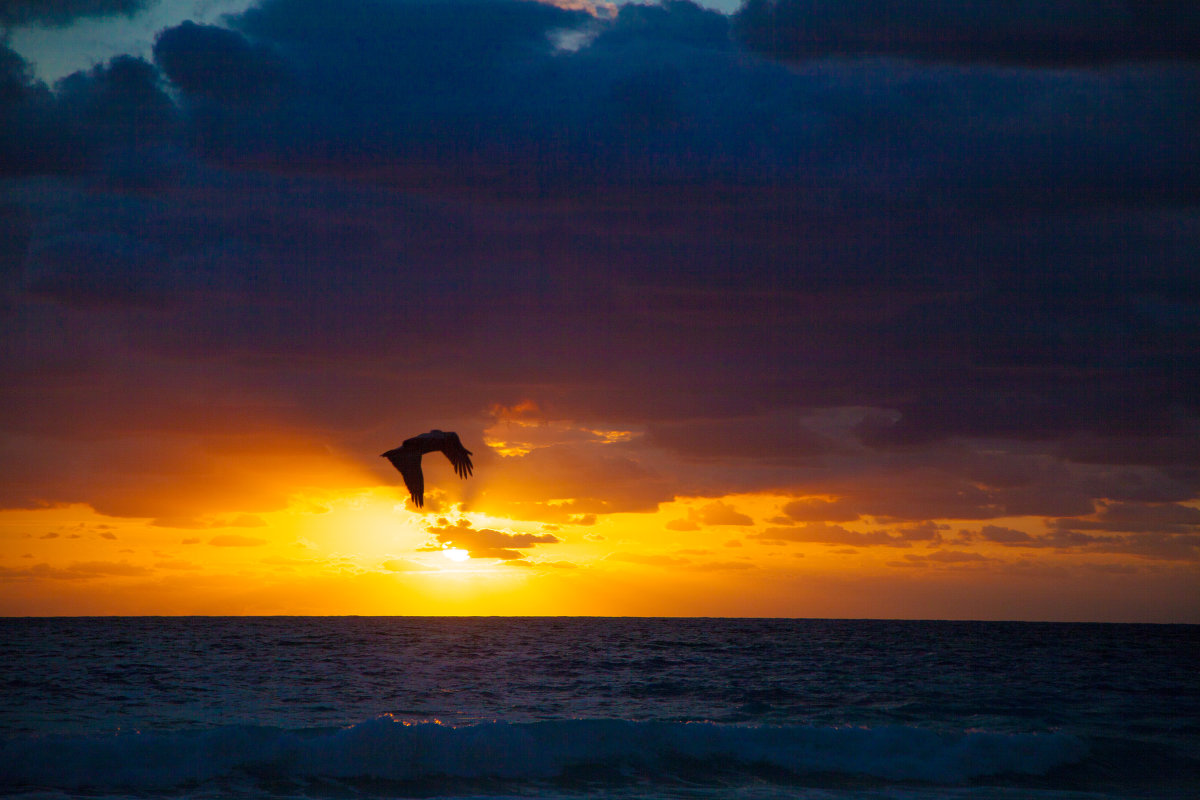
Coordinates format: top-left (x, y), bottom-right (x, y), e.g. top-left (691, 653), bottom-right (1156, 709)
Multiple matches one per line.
top-left (382, 430), bottom-right (473, 508)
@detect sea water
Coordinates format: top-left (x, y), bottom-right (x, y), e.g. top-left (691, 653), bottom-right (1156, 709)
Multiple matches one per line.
top-left (1, 617), bottom-right (1196, 799)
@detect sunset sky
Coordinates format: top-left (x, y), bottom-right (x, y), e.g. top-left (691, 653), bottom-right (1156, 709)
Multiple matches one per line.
top-left (2, 0), bottom-right (1197, 620)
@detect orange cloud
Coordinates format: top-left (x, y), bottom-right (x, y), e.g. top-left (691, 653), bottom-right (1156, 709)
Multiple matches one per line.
top-left (422, 518), bottom-right (561, 560)
top-left (780, 497), bottom-right (861, 522)
top-left (537, 0), bottom-right (616, 17)
top-left (209, 534), bottom-right (268, 547)
top-left (606, 552), bottom-right (690, 567)
top-left (750, 522), bottom-right (938, 548)
top-left (477, 441), bottom-right (672, 522)
top-left (0, 560), bottom-right (152, 580)
top-left (666, 500), bottom-right (753, 530)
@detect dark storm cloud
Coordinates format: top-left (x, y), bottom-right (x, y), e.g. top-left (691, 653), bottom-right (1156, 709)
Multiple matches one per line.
top-left (9, 0), bottom-right (1193, 210)
top-left (0, 44), bottom-right (82, 174)
top-left (153, 21), bottom-right (291, 105)
top-left (54, 55), bottom-right (176, 143)
top-left (148, 0), bottom-right (815, 193)
top-left (0, 45), bottom-right (175, 175)
top-left (134, 0), bottom-right (1200, 207)
top-left (733, 0), bottom-right (1200, 66)
top-left (152, 0), bottom-right (590, 173)
top-left (0, 0), bottom-right (1198, 527)
top-left (0, 0), bottom-right (150, 28)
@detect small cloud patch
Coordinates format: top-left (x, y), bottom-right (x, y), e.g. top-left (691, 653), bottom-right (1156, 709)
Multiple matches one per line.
top-left (209, 534), bottom-right (267, 547)
top-left (422, 517), bottom-right (561, 560)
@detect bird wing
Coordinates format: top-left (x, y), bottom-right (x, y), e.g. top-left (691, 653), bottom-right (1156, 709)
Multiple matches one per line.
top-left (440, 431), bottom-right (474, 480)
top-left (384, 448), bottom-right (425, 507)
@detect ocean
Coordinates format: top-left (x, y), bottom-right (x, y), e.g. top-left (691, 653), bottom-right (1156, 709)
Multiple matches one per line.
top-left (1, 617), bottom-right (1196, 799)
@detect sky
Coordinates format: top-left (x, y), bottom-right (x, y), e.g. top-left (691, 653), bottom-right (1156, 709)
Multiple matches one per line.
top-left (1, 0), bottom-right (1198, 620)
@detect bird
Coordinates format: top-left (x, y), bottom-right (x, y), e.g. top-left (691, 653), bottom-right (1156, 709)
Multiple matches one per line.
top-left (381, 430), bottom-right (473, 508)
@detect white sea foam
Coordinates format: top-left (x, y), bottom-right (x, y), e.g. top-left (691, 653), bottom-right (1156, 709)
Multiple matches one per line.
top-left (0, 717), bottom-right (1087, 791)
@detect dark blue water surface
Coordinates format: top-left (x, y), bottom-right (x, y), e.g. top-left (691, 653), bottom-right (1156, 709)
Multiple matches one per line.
top-left (1, 618), bottom-right (1196, 798)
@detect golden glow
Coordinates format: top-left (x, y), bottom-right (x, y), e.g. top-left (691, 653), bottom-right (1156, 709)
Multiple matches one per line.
top-left (589, 428), bottom-right (634, 444)
top-left (1, 433), bottom-right (1196, 620)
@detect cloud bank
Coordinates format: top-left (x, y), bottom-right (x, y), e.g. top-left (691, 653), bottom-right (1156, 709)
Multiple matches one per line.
top-left (0, 0), bottom-right (1196, 566)
top-left (733, 0), bottom-right (1200, 66)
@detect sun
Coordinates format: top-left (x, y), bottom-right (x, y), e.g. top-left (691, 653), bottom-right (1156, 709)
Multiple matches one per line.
top-left (441, 548), bottom-right (470, 562)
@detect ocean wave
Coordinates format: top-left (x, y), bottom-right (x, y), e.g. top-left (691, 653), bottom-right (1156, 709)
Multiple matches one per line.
top-left (0, 717), bottom-right (1087, 791)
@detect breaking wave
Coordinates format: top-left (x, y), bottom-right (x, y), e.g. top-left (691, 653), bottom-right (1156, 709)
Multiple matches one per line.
top-left (0, 717), bottom-right (1086, 792)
